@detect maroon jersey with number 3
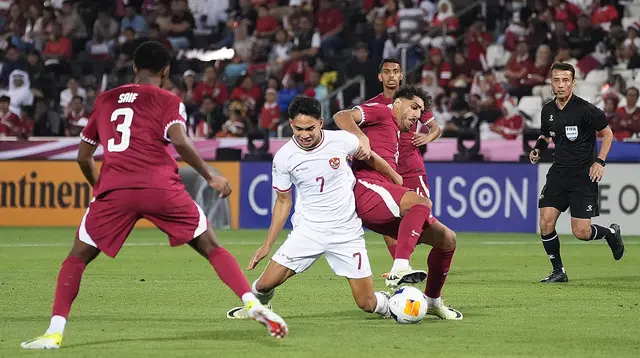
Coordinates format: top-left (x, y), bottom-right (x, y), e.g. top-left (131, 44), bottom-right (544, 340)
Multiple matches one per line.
top-left (81, 84), bottom-right (188, 197)
top-left (351, 103), bottom-right (399, 183)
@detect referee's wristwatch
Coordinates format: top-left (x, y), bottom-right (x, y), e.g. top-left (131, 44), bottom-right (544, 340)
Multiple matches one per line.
top-left (595, 158), bottom-right (606, 167)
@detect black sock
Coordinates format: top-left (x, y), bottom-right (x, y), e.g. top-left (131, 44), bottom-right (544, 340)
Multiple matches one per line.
top-left (541, 231), bottom-right (563, 271)
top-left (589, 224), bottom-right (614, 241)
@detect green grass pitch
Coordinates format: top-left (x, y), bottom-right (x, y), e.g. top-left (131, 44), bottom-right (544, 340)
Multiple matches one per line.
top-left (1, 228), bottom-right (639, 357)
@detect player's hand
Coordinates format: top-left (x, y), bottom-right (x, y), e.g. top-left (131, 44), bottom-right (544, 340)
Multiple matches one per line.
top-left (248, 245), bottom-right (271, 270)
top-left (589, 162), bottom-right (604, 182)
top-left (529, 149), bottom-right (541, 164)
top-left (391, 172), bottom-right (403, 185)
top-left (208, 175), bottom-right (232, 198)
top-left (412, 133), bottom-right (430, 147)
top-left (354, 135), bottom-right (371, 160)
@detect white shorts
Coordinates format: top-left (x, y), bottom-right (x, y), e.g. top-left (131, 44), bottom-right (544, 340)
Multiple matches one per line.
top-left (271, 227), bottom-right (372, 279)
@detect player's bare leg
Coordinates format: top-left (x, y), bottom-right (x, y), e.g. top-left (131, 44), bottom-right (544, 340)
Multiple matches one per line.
top-left (570, 217), bottom-right (624, 260)
top-left (382, 235), bottom-right (397, 259)
top-left (383, 191), bottom-right (433, 288)
top-left (417, 221), bottom-right (462, 320)
top-left (189, 229), bottom-right (288, 338)
top-left (226, 260), bottom-right (295, 319)
top-left (347, 276), bottom-right (391, 318)
top-left (21, 238), bottom-right (100, 349)
top-left (539, 207), bottom-right (568, 283)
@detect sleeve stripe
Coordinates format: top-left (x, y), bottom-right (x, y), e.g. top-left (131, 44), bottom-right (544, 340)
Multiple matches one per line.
top-left (164, 120), bottom-right (187, 142)
top-left (80, 133), bottom-right (97, 145)
top-left (272, 186), bottom-right (292, 193)
top-left (354, 105), bottom-right (366, 126)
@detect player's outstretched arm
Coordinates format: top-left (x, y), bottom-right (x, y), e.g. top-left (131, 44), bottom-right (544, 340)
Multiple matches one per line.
top-left (412, 120), bottom-right (441, 147)
top-left (365, 151), bottom-right (403, 185)
top-left (167, 123), bottom-right (231, 197)
top-left (77, 141), bottom-right (99, 187)
top-left (333, 108), bottom-right (371, 160)
top-left (248, 191), bottom-right (293, 270)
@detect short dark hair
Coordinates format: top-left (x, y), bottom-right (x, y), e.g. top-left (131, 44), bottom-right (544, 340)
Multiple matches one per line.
top-left (71, 95), bottom-right (84, 103)
top-left (393, 85), bottom-right (433, 111)
top-left (378, 58), bottom-right (402, 73)
top-left (550, 62), bottom-right (575, 80)
top-left (288, 96), bottom-right (322, 120)
top-left (133, 41), bottom-right (172, 74)
top-left (149, 23), bottom-right (161, 31)
top-left (0, 95), bottom-right (10, 103)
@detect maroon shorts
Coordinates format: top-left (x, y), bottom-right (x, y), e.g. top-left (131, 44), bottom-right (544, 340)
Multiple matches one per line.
top-left (354, 178), bottom-right (409, 237)
top-left (77, 188), bottom-right (207, 258)
top-left (403, 174), bottom-right (430, 198)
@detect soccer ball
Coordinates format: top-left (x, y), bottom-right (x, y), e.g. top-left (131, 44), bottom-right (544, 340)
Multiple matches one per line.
top-left (388, 286), bottom-right (428, 324)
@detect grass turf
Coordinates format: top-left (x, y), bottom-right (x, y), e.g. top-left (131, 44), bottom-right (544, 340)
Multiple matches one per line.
top-left (1, 227), bottom-right (639, 357)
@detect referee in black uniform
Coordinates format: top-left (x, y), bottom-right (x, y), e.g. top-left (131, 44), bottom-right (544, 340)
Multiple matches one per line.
top-left (530, 62), bottom-right (624, 283)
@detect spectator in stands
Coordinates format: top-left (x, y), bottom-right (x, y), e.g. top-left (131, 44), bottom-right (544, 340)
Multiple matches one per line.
top-left (181, 69), bottom-right (197, 110)
top-left (43, 23), bottom-right (73, 63)
top-left (316, 0), bottom-right (344, 53)
top-left (189, 96), bottom-right (221, 138)
top-left (0, 95), bottom-right (20, 136)
top-left (346, 42), bottom-right (378, 100)
top-left (233, 18), bottom-right (255, 62)
top-left (569, 14), bottom-right (604, 60)
top-left (369, 17), bottom-right (388, 64)
top-left (33, 98), bottom-right (63, 137)
top-left (154, 2), bottom-right (172, 33)
top-left (277, 75), bottom-right (300, 114)
top-left (64, 95), bottom-right (87, 137)
top-left (0, 46), bottom-right (25, 86)
top-left (449, 51), bottom-right (475, 92)
top-left (147, 23), bottom-right (172, 51)
top-left (304, 70), bottom-right (329, 119)
top-left (59, 78), bottom-right (86, 115)
top-left (624, 23), bottom-right (640, 49)
top-left (255, 4), bottom-right (279, 40)
top-left (430, 0), bottom-right (458, 49)
top-left (609, 43), bottom-right (640, 70)
top-left (60, 0), bottom-right (88, 51)
top-left (505, 37), bottom-right (533, 91)
top-left (516, 44), bottom-right (552, 98)
top-left (420, 70), bottom-right (445, 103)
top-left (89, 10), bottom-right (119, 58)
top-left (120, 3), bottom-right (148, 37)
top-left (490, 97), bottom-right (524, 140)
top-left (218, 108), bottom-right (246, 138)
top-left (25, 50), bottom-right (44, 92)
top-left (4, 3), bottom-right (25, 36)
top-left (40, 6), bottom-right (57, 38)
top-left (259, 88), bottom-right (281, 136)
top-left (231, 74), bottom-right (262, 114)
top-left (604, 20), bottom-right (626, 52)
top-left (2, 70), bottom-right (33, 116)
top-left (284, 0), bottom-right (310, 36)
top-left (463, 15), bottom-right (492, 66)
top-left (268, 28), bottom-right (292, 75)
top-left (444, 95), bottom-right (479, 135)
top-left (291, 15), bottom-right (321, 60)
top-left (167, 0), bottom-right (195, 50)
top-left (422, 47), bottom-right (451, 88)
top-left (612, 87), bottom-right (640, 139)
top-left (24, 5), bottom-right (43, 50)
top-left (591, 0), bottom-right (618, 27)
top-left (193, 65), bottom-right (228, 107)
top-left (17, 105), bottom-right (34, 139)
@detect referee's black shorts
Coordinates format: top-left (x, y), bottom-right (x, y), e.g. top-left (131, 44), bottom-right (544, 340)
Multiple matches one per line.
top-left (538, 165), bottom-right (599, 219)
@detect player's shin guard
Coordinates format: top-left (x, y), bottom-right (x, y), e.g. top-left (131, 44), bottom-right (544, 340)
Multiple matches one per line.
top-left (395, 205), bottom-right (432, 263)
top-left (425, 247), bottom-right (455, 299)
top-left (208, 247), bottom-right (252, 299)
top-left (541, 231), bottom-right (564, 270)
top-left (251, 279), bottom-right (274, 305)
top-left (51, 256), bottom-right (86, 319)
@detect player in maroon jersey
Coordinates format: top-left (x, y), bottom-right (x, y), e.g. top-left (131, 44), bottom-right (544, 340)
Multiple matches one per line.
top-left (21, 42), bottom-right (287, 350)
top-left (334, 84), bottom-right (462, 320)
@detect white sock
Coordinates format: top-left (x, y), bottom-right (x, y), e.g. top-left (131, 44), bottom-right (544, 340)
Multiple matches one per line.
top-left (426, 296), bottom-right (442, 308)
top-left (391, 259), bottom-right (410, 272)
top-left (241, 292), bottom-right (258, 305)
top-left (251, 279), bottom-right (274, 305)
top-left (373, 292), bottom-right (390, 316)
top-left (45, 315), bottom-right (67, 335)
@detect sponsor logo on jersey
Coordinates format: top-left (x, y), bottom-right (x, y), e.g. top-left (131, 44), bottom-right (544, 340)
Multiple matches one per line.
top-left (565, 126), bottom-right (578, 141)
top-left (329, 157), bottom-right (340, 169)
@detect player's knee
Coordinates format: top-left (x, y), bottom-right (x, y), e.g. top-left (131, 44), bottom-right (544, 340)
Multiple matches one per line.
top-left (539, 217), bottom-right (556, 235)
top-left (355, 294), bottom-right (376, 313)
top-left (441, 229), bottom-right (457, 251)
top-left (254, 279), bottom-right (276, 294)
top-left (572, 226), bottom-right (591, 241)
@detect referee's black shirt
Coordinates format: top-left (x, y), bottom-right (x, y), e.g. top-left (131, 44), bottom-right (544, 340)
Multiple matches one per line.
top-left (540, 94), bottom-right (609, 170)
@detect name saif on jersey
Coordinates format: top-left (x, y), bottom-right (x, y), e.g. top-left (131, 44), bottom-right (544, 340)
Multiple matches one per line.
top-left (118, 93), bottom-right (139, 103)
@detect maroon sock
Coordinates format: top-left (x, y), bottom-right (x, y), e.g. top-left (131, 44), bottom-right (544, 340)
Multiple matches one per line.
top-left (387, 244), bottom-right (396, 259)
top-left (395, 205), bottom-right (432, 260)
top-left (208, 247), bottom-right (251, 299)
top-left (425, 248), bottom-right (455, 298)
top-left (52, 256), bottom-right (87, 318)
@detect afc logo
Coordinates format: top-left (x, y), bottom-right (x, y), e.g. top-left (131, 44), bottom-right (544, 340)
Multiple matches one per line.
top-left (329, 157), bottom-right (341, 169)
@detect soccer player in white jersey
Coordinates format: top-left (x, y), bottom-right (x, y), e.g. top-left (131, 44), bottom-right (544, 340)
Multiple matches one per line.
top-left (227, 96), bottom-right (403, 319)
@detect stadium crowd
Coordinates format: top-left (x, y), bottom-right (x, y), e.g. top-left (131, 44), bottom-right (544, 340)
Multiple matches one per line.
top-left (0, 0), bottom-right (639, 141)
